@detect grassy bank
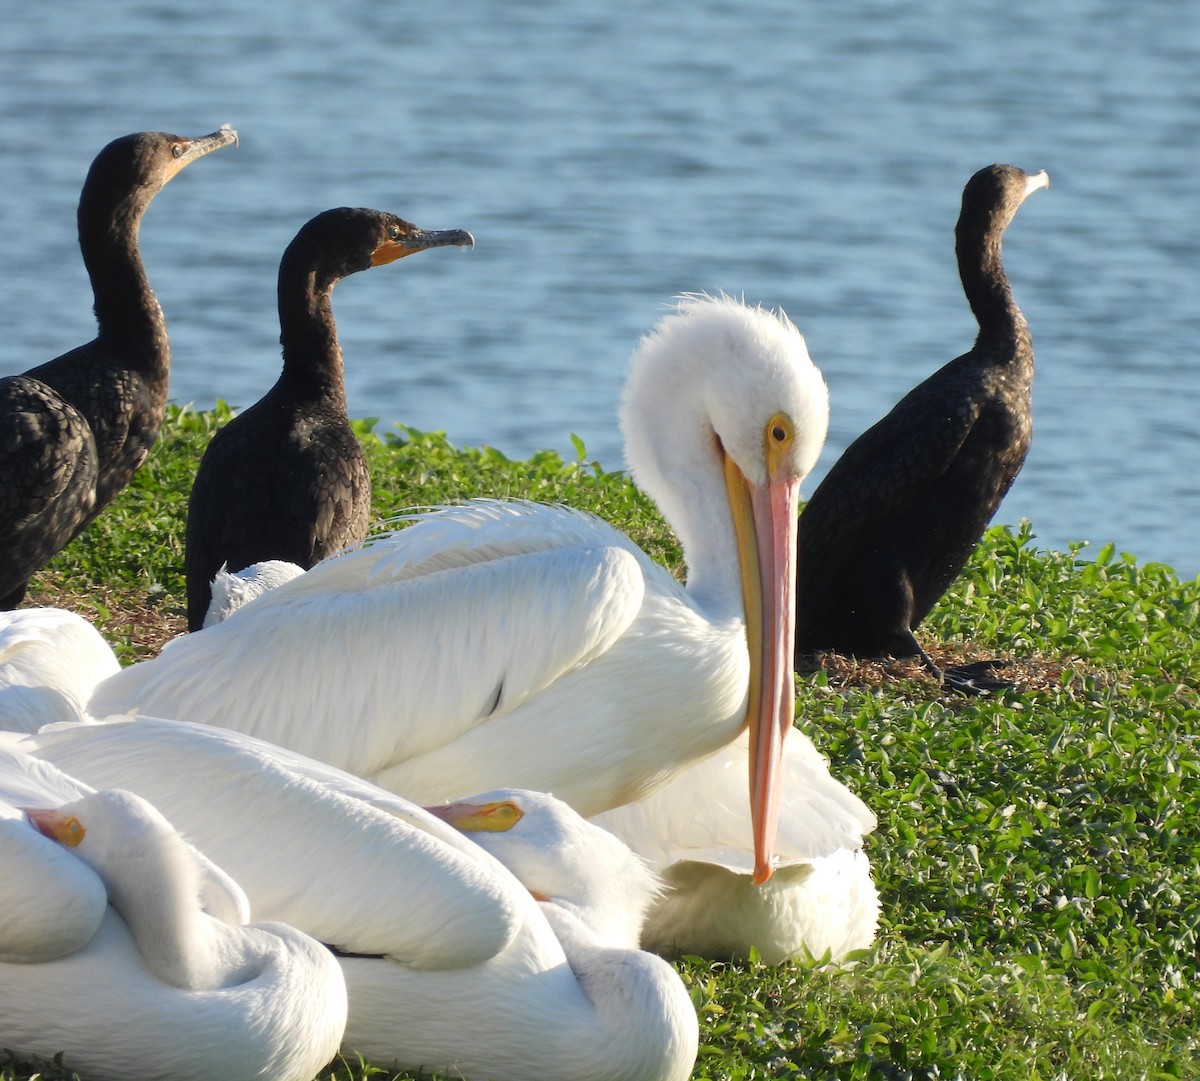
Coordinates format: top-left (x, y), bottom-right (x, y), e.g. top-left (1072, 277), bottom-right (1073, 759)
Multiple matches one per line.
top-left (8, 406), bottom-right (1199, 1081)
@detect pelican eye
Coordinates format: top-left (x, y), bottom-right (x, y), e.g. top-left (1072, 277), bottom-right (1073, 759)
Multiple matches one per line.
top-left (764, 412), bottom-right (795, 472)
top-left (765, 412), bottom-right (794, 448)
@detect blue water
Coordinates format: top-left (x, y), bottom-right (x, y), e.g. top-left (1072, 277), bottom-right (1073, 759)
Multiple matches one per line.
top-left (2, 1), bottom-right (1197, 576)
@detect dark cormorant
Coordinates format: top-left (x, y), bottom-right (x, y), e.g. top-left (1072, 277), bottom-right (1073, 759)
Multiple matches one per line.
top-left (0, 128), bottom-right (238, 609)
top-left (183, 207), bottom-right (474, 631)
top-left (795, 163), bottom-right (1049, 691)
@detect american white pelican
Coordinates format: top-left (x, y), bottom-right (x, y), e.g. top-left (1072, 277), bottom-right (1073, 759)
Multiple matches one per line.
top-left (20, 715), bottom-right (699, 1081)
top-left (329, 785), bottom-right (699, 1081)
top-left (0, 750), bottom-right (347, 1081)
top-left (592, 727), bottom-right (879, 964)
top-left (91, 294), bottom-right (830, 881)
top-left (0, 607), bottom-right (118, 731)
top-left (202, 560), bottom-right (305, 628)
top-left (191, 561), bottom-right (879, 964)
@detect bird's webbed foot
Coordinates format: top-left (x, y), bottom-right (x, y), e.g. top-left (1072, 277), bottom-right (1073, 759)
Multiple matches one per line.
top-left (908, 635), bottom-right (1013, 696)
top-left (938, 658), bottom-right (1014, 696)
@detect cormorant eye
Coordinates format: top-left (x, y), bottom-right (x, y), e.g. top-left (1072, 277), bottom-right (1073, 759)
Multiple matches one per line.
top-left (389, 225), bottom-right (402, 240)
top-left (171, 144), bottom-right (185, 158)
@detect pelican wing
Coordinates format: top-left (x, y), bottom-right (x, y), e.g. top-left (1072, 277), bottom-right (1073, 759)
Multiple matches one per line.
top-left (0, 742), bottom-right (92, 806)
top-left (23, 717), bottom-right (530, 968)
top-left (90, 504), bottom-right (647, 781)
top-left (0, 608), bottom-right (119, 730)
top-left (0, 684), bottom-right (86, 732)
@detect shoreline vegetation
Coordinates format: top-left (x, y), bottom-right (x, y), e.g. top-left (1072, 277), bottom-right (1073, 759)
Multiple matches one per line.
top-left (7, 404), bottom-right (1198, 1081)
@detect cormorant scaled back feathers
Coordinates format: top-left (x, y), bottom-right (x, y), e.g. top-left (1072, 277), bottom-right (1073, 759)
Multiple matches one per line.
top-left (0, 128), bottom-right (238, 609)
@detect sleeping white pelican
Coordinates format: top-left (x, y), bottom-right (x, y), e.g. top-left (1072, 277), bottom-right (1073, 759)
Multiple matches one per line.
top-left (0, 607), bottom-right (118, 731)
top-left (592, 727), bottom-right (880, 964)
top-left (0, 749), bottom-right (347, 1081)
top-left (20, 715), bottom-right (699, 1081)
top-left (90, 294), bottom-right (830, 881)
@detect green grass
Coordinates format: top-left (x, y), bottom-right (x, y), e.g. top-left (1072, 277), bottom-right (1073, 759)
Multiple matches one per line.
top-left (8, 406), bottom-right (1200, 1081)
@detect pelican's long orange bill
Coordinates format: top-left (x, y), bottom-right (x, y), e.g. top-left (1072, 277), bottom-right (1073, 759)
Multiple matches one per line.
top-left (725, 453), bottom-right (801, 884)
top-left (747, 473), bottom-right (800, 883)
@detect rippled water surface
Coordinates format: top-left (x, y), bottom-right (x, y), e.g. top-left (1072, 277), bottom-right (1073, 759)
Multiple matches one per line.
top-left (2, 1), bottom-right (1197, 575)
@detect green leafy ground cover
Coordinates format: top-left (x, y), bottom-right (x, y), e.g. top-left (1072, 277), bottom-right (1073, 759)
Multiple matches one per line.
top-left (8, 406), bottom-right (1199, 1081)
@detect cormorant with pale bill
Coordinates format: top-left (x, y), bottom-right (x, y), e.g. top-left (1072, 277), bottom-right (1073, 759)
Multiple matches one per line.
top-left (795, 163), bottom-right (1049, 692)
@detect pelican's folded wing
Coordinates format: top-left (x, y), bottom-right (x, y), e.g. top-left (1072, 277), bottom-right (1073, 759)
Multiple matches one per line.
top-left (88, 532), bottom-right (646, 783)
top-left (23, 717), bottom-right (530, 969)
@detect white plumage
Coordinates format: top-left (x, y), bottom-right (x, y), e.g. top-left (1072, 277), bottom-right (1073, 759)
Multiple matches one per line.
top-left (593, 727), bottom-right (879, 963)
top-left (0, 746), bottom-right (347, 1081)
top-left (19, 715), bottom-right (699, 1081)
top-left (183, 554), bottom-right (880, 963)
top-left (0, 746), bottom-right (108, 964)
top-left (90, 295), bottom-right (831, 881)
top-left (202, 560), bottom-right (305, 628)
top-left (0, 607), bottom-right (118, 731)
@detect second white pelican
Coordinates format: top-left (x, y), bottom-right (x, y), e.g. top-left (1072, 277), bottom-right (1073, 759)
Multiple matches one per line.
top-left (90, 294), bottom-right (830, 880)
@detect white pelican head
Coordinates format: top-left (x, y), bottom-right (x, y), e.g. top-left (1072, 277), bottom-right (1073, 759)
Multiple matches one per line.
top-left (428, 787), bottom-right (662, 947)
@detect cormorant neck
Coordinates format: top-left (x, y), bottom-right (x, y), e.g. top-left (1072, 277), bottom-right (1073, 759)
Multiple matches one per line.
top-left (956, 219), bottom-right (1025, 347)
top-left (78, 189), bottom-right (169, 370)
top-left (276, 265), bottom-right (348, 407)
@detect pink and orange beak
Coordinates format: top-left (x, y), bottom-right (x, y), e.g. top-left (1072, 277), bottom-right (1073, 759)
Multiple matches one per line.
top-left (724, 413), bottom-right (801, 884)
top-left (425, 798), bottom-right (525, 834)
top-left (25, 807), bottom-right (86, 848)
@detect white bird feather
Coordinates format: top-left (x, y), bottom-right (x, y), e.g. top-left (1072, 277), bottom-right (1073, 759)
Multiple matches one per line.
top-left (0, 608), bottom-right (118, 732)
